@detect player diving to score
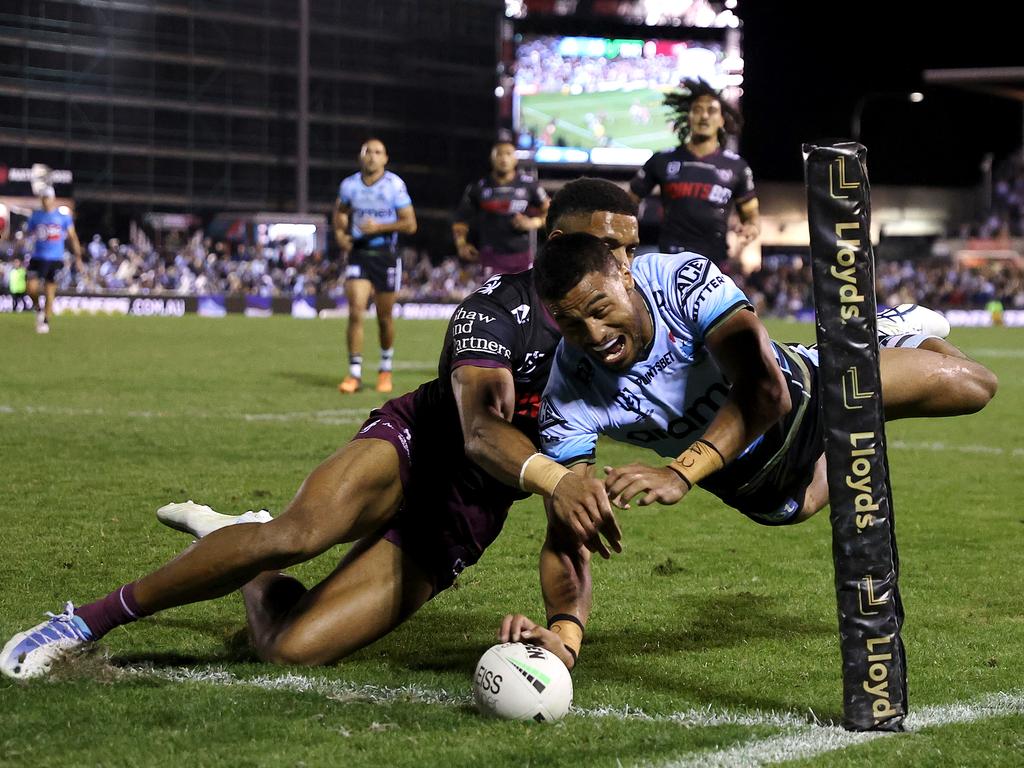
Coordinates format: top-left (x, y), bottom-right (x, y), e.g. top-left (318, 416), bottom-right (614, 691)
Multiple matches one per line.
top-left (529, 233), bottom-right (997, 528)
top-left (1, 180), bottom-right (633, 680)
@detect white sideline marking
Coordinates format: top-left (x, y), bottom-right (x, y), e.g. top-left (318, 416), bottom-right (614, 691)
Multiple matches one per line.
top-left (122, 664), bottom-right (1022, 766)
top-left (4, 403), bottom-right (1021, 458)
top-left (967, 348), bottom-right (1024, 358)
top-left (656, 691), bottom-right (1024, 768)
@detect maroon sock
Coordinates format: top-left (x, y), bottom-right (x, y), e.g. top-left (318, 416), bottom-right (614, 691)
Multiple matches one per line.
top-left (75, 582), bottom-right (150, 640)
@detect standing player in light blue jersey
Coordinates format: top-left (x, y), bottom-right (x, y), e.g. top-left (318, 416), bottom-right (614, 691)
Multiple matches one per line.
top-left (334, 139), bottom-right (417, 395)
top-left (25, 186), bottom-right (83, 334)
top-left (531, 233), bottom-right (997, 536)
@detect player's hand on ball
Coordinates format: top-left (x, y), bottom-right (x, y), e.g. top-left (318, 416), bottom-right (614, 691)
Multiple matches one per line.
top-left (550, 473), bottom-right (621, 558)
top-left (499, 614), bottom-right (575, 671)
top-left (604, 463), bottom-right (690, 508)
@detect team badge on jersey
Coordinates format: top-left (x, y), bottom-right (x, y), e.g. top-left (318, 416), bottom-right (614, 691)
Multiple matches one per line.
top-left (511, 304), bottom-right (530, 324)
top-left (538, 398), bottom-right (568, 432)
top-left (674, 258), bottom-right (712, 301)
top-left (476, 275), bottom-right (503, 295)
top-left (666, 161), bottom-right (681, 176)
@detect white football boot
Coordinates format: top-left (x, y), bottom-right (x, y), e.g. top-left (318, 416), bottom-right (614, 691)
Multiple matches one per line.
top-left (156, 500), bottom-right (273, 539)
top-left (0, 602), bottom-right (93, 680)
top-left (876, 304), bottom-right (950, 339)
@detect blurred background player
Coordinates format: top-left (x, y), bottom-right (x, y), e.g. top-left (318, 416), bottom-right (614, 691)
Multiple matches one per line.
top-left (453, 134), bottom-right (549, 278)
top-left (25, 186), bottom-right (83, 333)
top-left (629, 79), bottom-right (760, 267)
top-left (334, 139), bottom-right (417, 394)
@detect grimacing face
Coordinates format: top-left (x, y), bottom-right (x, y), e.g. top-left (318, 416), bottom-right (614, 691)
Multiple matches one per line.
top-left (548, 210), bottom-right (640, 268)
top-left (547, 262), bottom-right (649, 373)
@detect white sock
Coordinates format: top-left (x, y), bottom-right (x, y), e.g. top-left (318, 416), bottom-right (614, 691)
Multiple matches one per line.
top-left (380, 348), bottom-right (394, 373)
top-left (349, 355), bottom-right (362, 379)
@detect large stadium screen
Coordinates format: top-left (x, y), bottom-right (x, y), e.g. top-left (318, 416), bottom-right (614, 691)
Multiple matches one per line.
top-left (512, 34), bottom-right (740, 166)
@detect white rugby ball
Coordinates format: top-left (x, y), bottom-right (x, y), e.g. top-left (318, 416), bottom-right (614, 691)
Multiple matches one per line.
top-left (473, 642), bottom-right (573, 722)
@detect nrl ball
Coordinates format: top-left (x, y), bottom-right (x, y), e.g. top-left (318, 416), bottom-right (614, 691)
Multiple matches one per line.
top-left (473, 642), bottom-right (572, 722)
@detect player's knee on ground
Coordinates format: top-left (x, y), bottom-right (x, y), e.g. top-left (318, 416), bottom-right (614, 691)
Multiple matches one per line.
top-left (262, 626), bottom-right (341, 667)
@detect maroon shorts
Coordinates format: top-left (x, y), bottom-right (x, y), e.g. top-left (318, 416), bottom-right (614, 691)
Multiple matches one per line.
top-left (479, 248), bottom-right (532, 278)
top-left (351, 390), bottom-right (516, 594)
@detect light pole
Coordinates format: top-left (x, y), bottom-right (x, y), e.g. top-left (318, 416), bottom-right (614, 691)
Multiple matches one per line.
top-left (851, 91), bottom-right (924, 142)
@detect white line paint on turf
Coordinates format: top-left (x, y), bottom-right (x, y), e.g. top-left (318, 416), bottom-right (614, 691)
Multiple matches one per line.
top-left (119, 663), bottom-right (1024, 764)
top-left (655, 691), bottom-right (1024, 768)
top-left (966, 348), bottom-right (1024, 358)
top-left (123, 665), bottom-right (471, 707)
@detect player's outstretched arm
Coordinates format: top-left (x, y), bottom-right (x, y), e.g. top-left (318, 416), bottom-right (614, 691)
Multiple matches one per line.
top-left (605, 309), bottom-right (790, 508)
top-left (452, 366), bottom-right (620, 556)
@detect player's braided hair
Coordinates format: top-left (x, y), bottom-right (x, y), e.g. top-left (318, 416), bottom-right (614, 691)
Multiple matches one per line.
top-left (665, 78), bottom-right (742, 144)
top-left (534, 232), bottom-right (619, 303)
top-left (545, 177), bottom-right (638, 233)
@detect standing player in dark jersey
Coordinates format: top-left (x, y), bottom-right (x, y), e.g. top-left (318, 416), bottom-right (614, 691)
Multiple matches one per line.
top-left (453, 136), bottom-right (549, 278)
top-left (629, 79), bottom-right (760, 266)
top-left (1, 179), bottom-right (636, 680)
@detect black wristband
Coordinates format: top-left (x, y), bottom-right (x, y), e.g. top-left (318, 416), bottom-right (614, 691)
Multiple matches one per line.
top-left (694, 438), bottom-right (725, 464)
top-left (547, 613), bottom-right (585, 633)
top-left (666, 461), bottom-right (694, 489)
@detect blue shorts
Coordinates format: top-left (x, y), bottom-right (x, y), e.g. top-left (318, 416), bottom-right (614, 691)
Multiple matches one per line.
top-left (700, 344), bottom-right (824, 526)
top-left (345, 249), bottom-right (401, 293)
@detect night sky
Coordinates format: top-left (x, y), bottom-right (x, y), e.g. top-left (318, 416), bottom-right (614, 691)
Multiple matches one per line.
top-left (738, 4), bottom-right (1023, 187)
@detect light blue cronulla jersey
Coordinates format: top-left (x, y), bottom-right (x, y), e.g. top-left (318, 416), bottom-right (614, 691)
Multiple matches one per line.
top-left (28, 209), bottom-right (73, 262)
top-left (338, 171), bottom-right (412, 251)
top-left (539, 252), bottom-right (757, 464)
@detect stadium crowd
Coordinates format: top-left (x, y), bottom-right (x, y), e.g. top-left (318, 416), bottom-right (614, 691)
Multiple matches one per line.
top-left (3, 233), bottom-right (1023, 315)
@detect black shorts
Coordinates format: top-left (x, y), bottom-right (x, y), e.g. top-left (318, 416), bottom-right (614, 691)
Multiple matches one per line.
top-left (345, 249), bottom-right (401, 293)
top-left (26, 259), bottom-right (62, 284)
top-left (351, 390), bottom-right (516, 594)
top-left (700, 344), bottom-right (824, 526)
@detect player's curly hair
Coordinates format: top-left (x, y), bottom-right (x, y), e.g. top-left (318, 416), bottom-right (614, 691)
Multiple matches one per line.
top-left (534, 232), bottom-right (619, 303)
top-left (664, 79), bottom-right (742, 144)
top-left (545, 177), bottom-right (638, 233)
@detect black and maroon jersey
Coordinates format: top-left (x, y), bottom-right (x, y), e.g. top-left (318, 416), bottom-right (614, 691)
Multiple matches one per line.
top-left (409, 269), bottom-right (560, 498)
top-left (630, 146), bottom-right (756, 264)
top-left (454, 172), bottom-right (548, 255)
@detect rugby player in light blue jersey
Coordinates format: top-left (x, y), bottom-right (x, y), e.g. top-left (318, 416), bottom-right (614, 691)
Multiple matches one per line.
top-left (25, 187), bottom-right (82, 334)
top-left (531, 233), bottom-right (997, 533)
top-left (334, 138), bottom-right (417, 395)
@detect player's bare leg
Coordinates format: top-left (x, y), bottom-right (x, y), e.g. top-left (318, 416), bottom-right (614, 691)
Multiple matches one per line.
top-left (879, 343), bottom-right (997, 420)
top-left (43, 281), bottom-right (57, 325)
top-left (795, 340), bottom-right (996, 523)
top-left (133, 438), bottom-right (404, 613)
top-left (243, 536), bottom-right (434, 665)
top-left (341, 278), bottom-right (374, 393)
top-left (374, 291), bottom-right (398, 393)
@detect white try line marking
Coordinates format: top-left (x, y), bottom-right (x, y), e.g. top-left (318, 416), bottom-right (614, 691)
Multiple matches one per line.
top-left (122, 664), bottom-right (1022, 765)
top-left (656, 691), bottom-right (1024, 768)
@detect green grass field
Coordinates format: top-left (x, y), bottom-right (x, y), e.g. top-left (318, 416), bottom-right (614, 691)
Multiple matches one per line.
top-left (1, 313), bottom-right (1022, 766)
top-left (521, 89), bottom-right (675, 151)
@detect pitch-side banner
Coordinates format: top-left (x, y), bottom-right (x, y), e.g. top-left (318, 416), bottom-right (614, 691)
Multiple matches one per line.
top-left (803, 142), bottom-right (907, 732)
